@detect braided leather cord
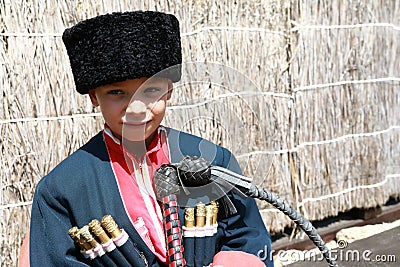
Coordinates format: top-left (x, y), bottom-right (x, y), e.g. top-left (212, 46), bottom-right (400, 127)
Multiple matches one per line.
top-left (154, 165), bottom-right (186, 266)
top-left (154, 165), bottom-right (180, 199)
top-left (247, 184), bottom-right (339, 267)
top-left (178, 156), bottom-right (211, 186)
top-left (162, 195), bottom-right (186, 267)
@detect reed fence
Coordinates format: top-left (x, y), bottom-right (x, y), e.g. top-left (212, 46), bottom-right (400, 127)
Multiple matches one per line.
top-left (1, 0), bottom-right (399, 265)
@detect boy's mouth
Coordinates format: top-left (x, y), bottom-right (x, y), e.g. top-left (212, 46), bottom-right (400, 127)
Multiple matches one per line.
top-left (123, 121), bottom-right (148, 126)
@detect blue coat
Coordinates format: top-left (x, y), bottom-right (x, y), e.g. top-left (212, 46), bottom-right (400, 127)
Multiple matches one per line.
top-left (30, 128), bottom-right (273, 266)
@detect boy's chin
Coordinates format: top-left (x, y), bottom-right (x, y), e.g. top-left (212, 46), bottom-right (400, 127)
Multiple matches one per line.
top-left (121, 127), bottom-right (147, 140)
top-left (121, 134), bottom-right (147, 143)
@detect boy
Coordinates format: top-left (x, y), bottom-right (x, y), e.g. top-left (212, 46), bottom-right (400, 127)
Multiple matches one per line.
top-left (29, 11), bottom-right (273, 266)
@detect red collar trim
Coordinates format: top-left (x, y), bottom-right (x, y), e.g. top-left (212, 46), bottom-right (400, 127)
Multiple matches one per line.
top-left (103, 125), bottom-right (166, 157)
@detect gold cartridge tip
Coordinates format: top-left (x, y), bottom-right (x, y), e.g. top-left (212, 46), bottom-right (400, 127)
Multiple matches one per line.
top-left (68, 226), bottom-right (92, 251)
top-left (211, 201), bottom-right (219, 224)
top-left (89, 219), bottom-right (110, 244)
top-left (68, 226), bottom-right (79, 240)
top-left (196, 202), bottom-right (206, 216)
top-left (79, 225), bottom-right (94, 242)
top-left (196, 202), bottom-right (206, 227)
top-left (205, 204), bottom-right (214, 226)
top-left (101, 215), bottom-right (123, 238)
top-left (184, 207), bottom-right (195, 228)
top-left (88, 219), bottom-right (102, 234)
top-left (78, 225), bottom-right (99, 248)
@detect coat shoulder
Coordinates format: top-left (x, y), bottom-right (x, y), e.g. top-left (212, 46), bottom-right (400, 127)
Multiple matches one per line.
top-left (35, 131), bottom-right (108, 194)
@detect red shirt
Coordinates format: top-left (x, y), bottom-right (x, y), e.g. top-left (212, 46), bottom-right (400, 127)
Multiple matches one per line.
top-left (103, 125), bottom-right (170, 263)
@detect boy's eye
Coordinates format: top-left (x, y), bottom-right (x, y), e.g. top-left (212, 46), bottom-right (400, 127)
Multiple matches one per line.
top-left (107, 89), bottom-right (124, 95)
top-left (144, 87), bottom-right (162, 94)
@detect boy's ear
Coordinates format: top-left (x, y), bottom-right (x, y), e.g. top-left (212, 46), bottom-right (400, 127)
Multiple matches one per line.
top-left (88, 90), bottom-right (99, 106)
top-left (166, 80), bottom-right (173, 100)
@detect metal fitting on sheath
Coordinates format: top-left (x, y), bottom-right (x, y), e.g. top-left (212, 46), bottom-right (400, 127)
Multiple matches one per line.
top-left (89, 219), bottom-right (111, 245)
top-left (205, 204), bottom-right (214, 226)
top-left (68, 226), bottom-right (80, 243)
top-left (196, 202), bottom-right (206, 228)
top-left (210, 201), bottom-right (219, 225)
top-left (101, 215), bottom-right (123, 239)
top-left (69, 226), bottom-right (92, 251)
top-left (79, 225), bottom-right (100, 248)
top-left (184, 207), bottom-right (195, 228)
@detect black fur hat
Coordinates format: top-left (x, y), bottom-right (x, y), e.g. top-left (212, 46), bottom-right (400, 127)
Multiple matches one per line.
top-left (62, 11), bottom-right (182, 94)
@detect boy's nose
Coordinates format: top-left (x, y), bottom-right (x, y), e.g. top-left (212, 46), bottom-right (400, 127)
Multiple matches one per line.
top-left (126, 100), bottom-right (147, 115)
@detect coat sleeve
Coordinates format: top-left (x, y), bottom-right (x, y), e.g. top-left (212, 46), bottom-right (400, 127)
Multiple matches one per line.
top-left (30, 177), bottom-right (88, 266)
top-left (216, 147), bottom-right (274, 267)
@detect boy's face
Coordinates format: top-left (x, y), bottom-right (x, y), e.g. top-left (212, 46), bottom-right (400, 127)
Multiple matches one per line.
top-left (89, 77), bottom-right (172, 143)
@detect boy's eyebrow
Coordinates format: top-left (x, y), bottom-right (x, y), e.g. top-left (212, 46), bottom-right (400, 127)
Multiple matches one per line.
top-left (108, 81), bottom-right (128, 87)
top-left (141, 79), bottom-right (170, 87)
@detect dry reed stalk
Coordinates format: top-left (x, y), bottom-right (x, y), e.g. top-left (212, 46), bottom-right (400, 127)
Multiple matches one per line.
top-left (289, 0), bottom-right (400, 225)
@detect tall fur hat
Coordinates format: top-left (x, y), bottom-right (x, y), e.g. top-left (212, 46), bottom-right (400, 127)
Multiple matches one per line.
top-left (62, 11), bottom-right (182, 94)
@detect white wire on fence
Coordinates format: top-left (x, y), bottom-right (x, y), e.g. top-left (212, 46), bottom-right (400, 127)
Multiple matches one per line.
top-left (0, 201), bottom-right (33, 210)
top-left (1, 77), bottom-right (399, 125)
top-left (259, 174), bottom-right (400, 213)
top-left (292, 22), bottom-right (400, 31)
top-left (0, 27), bottom-right (286, 37)
top-left (168, 91), bottom-right (294, 110)
top-left (293, 77), bottom-right (400, 93)
top-left (1, 22), bottom-right (399, 37)
top-left (296, 174), bottom-right (400, 208)
top-left (2, 173), bottom-right (400, 211)
top-left (0, 112), bottom-right (102, 125)
top-left (238, 125), bottom-right (400, 158)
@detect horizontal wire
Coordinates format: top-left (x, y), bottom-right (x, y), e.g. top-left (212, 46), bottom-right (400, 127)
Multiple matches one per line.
top-left (168, 91), bottom-right (293, 110)
top-left (297, 174), bottom-right (400, 208)
top-left (256, 174), bottom-right (400, 213)
top-left (293, 77), bottom-right (400, 93)
top-left (292, 22), bottom-right (400, 31)
top-left (0, 112), bottom-right (102, 125)
top-left (3, 174), bottom-right (399, 211)
top-left (0, 200), bottom-right (33, 210)
top-left (1, 76), bottom-right (398, 124)
top-left (0, 27), bottom-right (285, 37)
top-left (2, 22), bottom-right (399, 37)
top-left (237, 125), bottom-right (400, 158)
top-left (181, 26), bottom-right (287, 37)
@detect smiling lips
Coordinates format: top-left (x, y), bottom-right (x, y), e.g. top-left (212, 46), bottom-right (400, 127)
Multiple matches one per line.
top-left (123, 121), bottom-right (148, 126)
